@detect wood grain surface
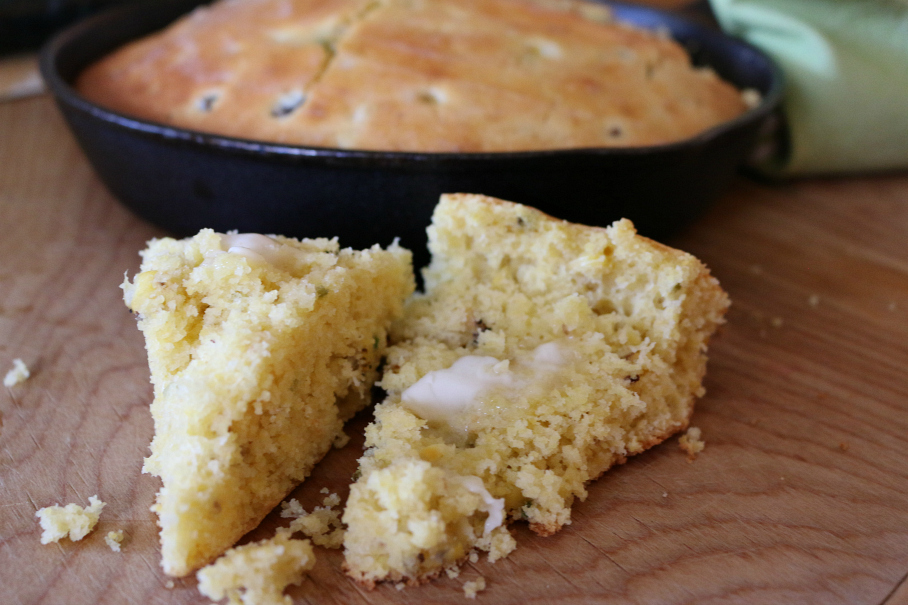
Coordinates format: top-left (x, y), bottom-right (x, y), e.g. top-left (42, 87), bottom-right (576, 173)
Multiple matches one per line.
top-left (1, 94), bottom-right (907, 605)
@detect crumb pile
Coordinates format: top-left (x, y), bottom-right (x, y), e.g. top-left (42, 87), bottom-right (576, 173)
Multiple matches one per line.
top-left (342, 194), bottom-right (729, 585)
top-left (36, 496), bottom-right (105, 544)
top-left (123, 229), bottom-right (413, 576)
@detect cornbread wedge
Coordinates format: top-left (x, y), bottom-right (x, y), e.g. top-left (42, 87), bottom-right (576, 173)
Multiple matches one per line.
top-left (124, 229), bottom-right (413, 576)
top-left (342, 194), bottom-right (728, 585)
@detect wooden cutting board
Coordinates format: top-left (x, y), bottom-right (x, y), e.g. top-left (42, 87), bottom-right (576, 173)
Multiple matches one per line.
top-left (2, 96), bottom-right (908, 605)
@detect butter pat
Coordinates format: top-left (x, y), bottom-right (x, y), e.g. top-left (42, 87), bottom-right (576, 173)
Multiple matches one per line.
top-left (217, 233), bottom-right (305, 273)
top-left (400, 342), bottom-right (572, 429)
top-left (401, 356), bottom-right (515, 423)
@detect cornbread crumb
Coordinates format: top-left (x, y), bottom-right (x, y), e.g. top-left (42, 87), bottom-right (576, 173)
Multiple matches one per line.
top-left (333, 431), bottom-right (351, 449)
top-left (124, 230), bottom-right (412, 575)
top-left (197, 533), bottom-right (315, 605)
top-left (4, 358), bottom-right (29, 387)
top-left (281, 495), bottom-right (345, 549)
top-left (476, 526), bottom-right (517, 563)
top-left (463, 577), bottom-right (486, 599)
top-left (679, 427), bottom-right (706, 461)
top-left (343, 194), bottom-right (729, 586)
top-left (36, 496), bottom-right (105, 544)
top-left (468, 552), bottom-right (479, 564)
top-left (446, 566), bottom-right (461, 579)
top-left (808, 294), bottom-right (820, 307)
top-left (165, 580), bottom-right (175, 589)
top-left (394, 582), bottom-right (406, 591)
top-left (106, 530), bottom-right (125, 552)
top-left (662, 492), bottom-right (668, 498)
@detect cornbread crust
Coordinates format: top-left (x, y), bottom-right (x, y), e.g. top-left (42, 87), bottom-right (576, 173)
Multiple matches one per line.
top-left (124, 229), bottom-right (413, 576)
top-left (342, 194), bottom-right (729, 586)
top-left (78, 0), bottom-right (747, 151)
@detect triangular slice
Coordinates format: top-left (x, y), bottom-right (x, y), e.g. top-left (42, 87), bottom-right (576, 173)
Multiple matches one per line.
top-left (123, 229), bottom-right (413, 576)
top-left (342, 194), bottom-right (729, 585)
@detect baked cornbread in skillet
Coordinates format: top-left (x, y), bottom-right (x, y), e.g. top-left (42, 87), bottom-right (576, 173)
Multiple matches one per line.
top-left (342, 194), bottom-right (729, 586)
top-left (123, 229), bottom-right (413, 576)
top-left (78, 0), bottom-right (748, 151)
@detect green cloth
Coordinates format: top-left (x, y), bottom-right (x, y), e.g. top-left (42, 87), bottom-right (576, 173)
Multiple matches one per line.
top-left (710, 0), bottom-right (908, 175)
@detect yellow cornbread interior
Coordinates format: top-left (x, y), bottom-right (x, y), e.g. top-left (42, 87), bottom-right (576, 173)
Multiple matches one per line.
top-left (342, 194), bottom-right (729, 585)
top-left (124, 229), bottom-right (413, 576)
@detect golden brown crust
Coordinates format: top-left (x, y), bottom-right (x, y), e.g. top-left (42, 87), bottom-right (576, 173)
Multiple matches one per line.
top-left (78, 0), bottom-right (747, 151)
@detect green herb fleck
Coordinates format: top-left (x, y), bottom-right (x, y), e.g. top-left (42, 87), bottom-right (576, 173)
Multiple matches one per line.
top-left (316, 286), bottom-right (329, 298)
top-left (519, 500), bottom-right (533, 521)
top-left (373, 336), bottom-right (380, 350)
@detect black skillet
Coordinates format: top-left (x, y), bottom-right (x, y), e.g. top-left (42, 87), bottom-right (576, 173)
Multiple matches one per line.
top-left (40, 0), bottom-right (783, 269)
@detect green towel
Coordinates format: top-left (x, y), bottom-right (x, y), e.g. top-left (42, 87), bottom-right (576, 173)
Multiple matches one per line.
top-left (710, 0), bottom-right (908, 175)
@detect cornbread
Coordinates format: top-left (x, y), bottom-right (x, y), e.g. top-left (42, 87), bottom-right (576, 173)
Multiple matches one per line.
top-left (78, 0), bottom-right (748, 151)
top-left (678, 426), bottom-right (705, 460)
top-left (280, 493), bottom-right (345, 548)
top-left (342, 194), bottom-right (729, 585)
top-left (124, 229), bottom-right (413, 576)
top-left (36, 496), bottom-right (105, 544)
top-left (106, 530), bottom-right (125, 552)
top-left (196, 533), bottom-right (316, 605)
top-left (463, 577), bottom-right (487, 599)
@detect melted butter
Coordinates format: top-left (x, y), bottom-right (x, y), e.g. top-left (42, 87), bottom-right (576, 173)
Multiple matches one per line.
top-left (217, 233), bottom-right (301, 273)
top-left (460, 476), bottom-right (504, 535)
top-left (400, 342), bottom-right (574, 440)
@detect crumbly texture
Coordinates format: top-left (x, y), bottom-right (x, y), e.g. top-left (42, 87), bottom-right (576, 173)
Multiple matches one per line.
top-left (197, 533), bottom-right (316, 605)
top-left (281, 494), bottom-right (345, 549)
top-left (36, 496), bottom-right (106, 544)
top-left (463, 576), bottom-right (487, 599)
top-left (106, 530), bottom-right (125, 552)
top-left (78, 0), bottom-right (747, 152)
top-left (4, 358), bottom-right (29, 387)
top-left (679, 426), bottom-right (705, 461)
top-left (342, 194), bottom-right (729, 585)
top-left (124, 229), bottom-right (413, 576)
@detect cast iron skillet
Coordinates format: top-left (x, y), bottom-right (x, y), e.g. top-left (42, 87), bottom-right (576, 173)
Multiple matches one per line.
top-left (41, 0), bottom-right (782, 268)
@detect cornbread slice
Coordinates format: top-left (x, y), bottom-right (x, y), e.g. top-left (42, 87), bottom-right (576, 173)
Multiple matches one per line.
top-left (124, 229), bottom-right (413, 576)
top-left (342, 194), bottom-right (729, 585)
